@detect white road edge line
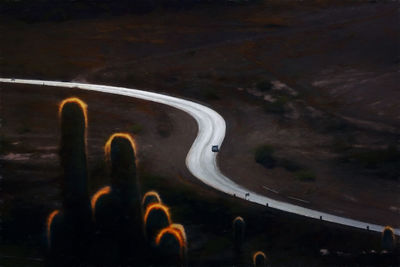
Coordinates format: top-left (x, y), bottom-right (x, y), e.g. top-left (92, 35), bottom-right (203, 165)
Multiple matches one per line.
top-left (262, 185), bottom-right (279, 194)
top-left (1, 78), bottom-right (398, 236)
top-left (288, 196), bottom-right (310, 204)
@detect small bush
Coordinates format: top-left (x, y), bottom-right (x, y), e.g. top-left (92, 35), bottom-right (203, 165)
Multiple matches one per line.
top-left (295, 170), bottom-right (316, 182)
top-left (202, 88), bottom-right (220, 100)
top-left (331, 136), bottom-right (353, 153)
top-left (130, 123), bottom-right (143, 134)
top-left (255, 145), bottom-right (276, 169)
top-left (278, 158), bottom-right (302, 172)
top-left (256, 80), bottom-right (273, 92)
top-left (0, 135), bottom-right (12, 154)
top-left (263, 96), bottom-right (288, 114)
top-left (349, 145), bottom-right (400, 169)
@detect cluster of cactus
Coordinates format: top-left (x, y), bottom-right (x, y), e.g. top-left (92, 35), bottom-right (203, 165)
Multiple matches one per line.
top-left (142, 190), bottom-right (187, 266)
top-left (46, 97), bottom-right (188, 266)
top-left (46, 98), bottom-right (145, 265)
top-left (91, 132), bottom-right (144, 264)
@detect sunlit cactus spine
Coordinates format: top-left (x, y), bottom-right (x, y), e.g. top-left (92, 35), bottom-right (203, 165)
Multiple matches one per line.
top-left (382, 226), bottom-right (396, 251)
top-left (155, 224), bottom-right (187, 266)
top-left (233, 216), bottom-right (246, 252)
top-left (253, 251), bottom-right (267, 267)
top-left (142, 190), bottom-right (162, 211)
top-left (144, 203), bottom-right (172, 243)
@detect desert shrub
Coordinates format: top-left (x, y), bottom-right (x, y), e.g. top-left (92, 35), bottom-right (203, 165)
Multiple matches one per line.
top-left (0, 134), bottom-right (12, 154)
top-left (350, 145), bottom-right (400, 168)
top-left (343, 145), bottom-right (400, 180)
top-left (255, 145), bottom-right (276, 168)
top-left (130, 123), bottom-right (143, 134)
top-left (263, 96), bottom-right (288, 114)
top-left (278, 158), bottom-right (302, 172)
top-left (202, 87), bottom-right (220, 100)
top-left (331, 136), bottom-right (353, 153)
top-left (256, 80), bottom-right (273, 92)
top-left (294, 170), bottom-right (316, 182)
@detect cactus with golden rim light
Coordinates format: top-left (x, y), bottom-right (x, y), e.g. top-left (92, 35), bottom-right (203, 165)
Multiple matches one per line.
top-left (59, 98), bottom-right (91, 218)
top-left (155, 224), bottom-right (187, 266)
top-left (233, 216), bottom-right (245, 252)
top-left (253, 251), bottom-right (267, 267)
top-left (105, 133), bottom-right (142, 232)
top-left (144, 203), bottom-right (172, 243)
top-left (382, 226), bottom-right (396, 251)
top-left (46, 97), bottom-right (93, 265)
top-left (142, 190), bottom-right (162, 211)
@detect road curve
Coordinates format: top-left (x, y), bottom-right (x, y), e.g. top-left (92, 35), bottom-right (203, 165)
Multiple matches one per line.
top-left (1, 78), bottom-right (398, 236)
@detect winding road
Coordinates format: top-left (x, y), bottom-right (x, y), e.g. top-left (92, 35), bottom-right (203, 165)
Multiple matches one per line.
top-left (1, 78), bottom-right (398, 236)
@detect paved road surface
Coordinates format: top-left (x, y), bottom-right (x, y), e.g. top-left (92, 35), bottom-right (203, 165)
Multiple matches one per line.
top-left (1, 78), bottom-right (398, 235)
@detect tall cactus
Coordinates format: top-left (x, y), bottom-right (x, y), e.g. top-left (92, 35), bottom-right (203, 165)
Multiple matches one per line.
top-left (142, 190), bottom-right (162, 211)
top-left (233, 216), bottom-right (246, 252)
top-left (382, 226), bottom-right (396, 251)
top-left (59, 98), bottom-right (91, 217)
top-left (46, 97), bottom-right (93, 265)
top-left (253, 251), bottom-right (267, 267)
top-left (144, 203), bottom-right (172, 243)
top-left (155, 224), bottom-right (187, 266)
top-left (101, 133), bottom-right (144, 263)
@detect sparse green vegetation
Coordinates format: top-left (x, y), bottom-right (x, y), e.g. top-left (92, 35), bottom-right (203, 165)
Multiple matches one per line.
top-left (256, 80), bottom-right (273, 92)
top-left (339, 145), bottom-right (400, 180)
top-left (349, 145), bottom-right (399, 169)
top-left (0, 134), bottom-right (12, 154)
top-left (331, 136), bottom-right (353, 153)
top-left (17, 124), bottom-right (31, 134)
top-left (202, 87), bottom-right (220, 100)
top-left (130, 123), bottom-right (143, 134)
top-left (263, 96), bottom-right (288, 114)
top-left (254, 145), bottom-right (276, 168)
top-left (279, 158), bottom-right (303, 172)
top-left (294, 170), bottom-right (316, 182)
top-left (255, 144), bottom-right (299, 167)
